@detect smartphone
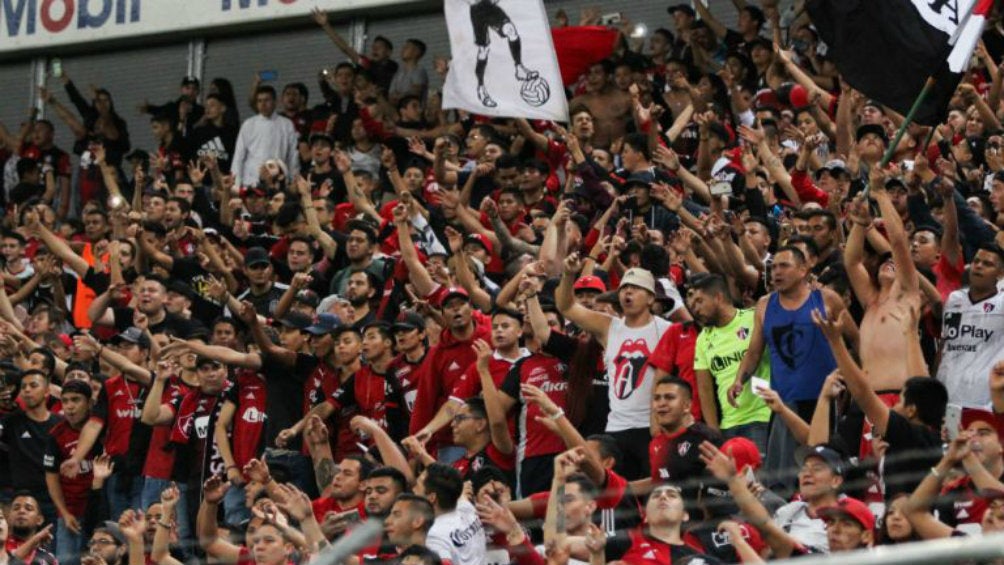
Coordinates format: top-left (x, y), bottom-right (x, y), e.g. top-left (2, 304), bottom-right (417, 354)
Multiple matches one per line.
top-left (50, 58), bottom-right (63, 79)
top-left (337, 509), bottom-right (361, 523)
top-left (944, 403), bottom-right (963, 440)
top-left (258, 70), bottom-right (278, 81)
top-left (751, 376), bottom-right (770, 395)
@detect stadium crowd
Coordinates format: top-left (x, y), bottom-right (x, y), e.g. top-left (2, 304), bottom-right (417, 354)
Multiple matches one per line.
top-left (0, 1), bottom-right (1003, 564)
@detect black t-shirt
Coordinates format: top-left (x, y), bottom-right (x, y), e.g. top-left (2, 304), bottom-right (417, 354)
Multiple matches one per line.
top-left (112, 306), bottom-right (205, 338)
top-left (650, 423), bottom-right (723, 501)
top-left (882, 411), bottom-right (942, 496)
top-left (186, 121), bottom-right (237, 171)
top-left (0, 411), bottom-right (62, 492)
top-left (542, 331), bottom-right (609, 437)
top-left (260, 352), bottom-right (317, 452)
top-left (170, 256), bottom-right (225, 321)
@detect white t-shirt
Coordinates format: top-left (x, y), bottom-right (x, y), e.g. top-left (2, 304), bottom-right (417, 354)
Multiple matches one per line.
top-left (773, 501), bottom-right (828, 553)
top-left (937, 289), bottom-right (1004, 408)
top-left (426, 499), bottom-right (486, 565)
top-left (604, 316), bottom-right (672, 432)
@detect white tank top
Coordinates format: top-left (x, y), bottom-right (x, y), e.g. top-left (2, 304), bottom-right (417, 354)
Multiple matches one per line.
top-left (604, 316), bottom-right (671, 432)
top-left (937, 289), bottom-right (1004, 408)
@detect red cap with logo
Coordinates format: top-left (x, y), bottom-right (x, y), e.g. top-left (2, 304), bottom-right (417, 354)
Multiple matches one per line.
top-left (573, 275), bottom-right (607, 293)
top-left (818, 497), bottom-right (876, 531)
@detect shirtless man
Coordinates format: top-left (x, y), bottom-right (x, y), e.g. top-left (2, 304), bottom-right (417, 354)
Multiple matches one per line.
top-left (569, 60), bottom-right (632, 148)
top-left (844, 168), bottom-right (923, 394)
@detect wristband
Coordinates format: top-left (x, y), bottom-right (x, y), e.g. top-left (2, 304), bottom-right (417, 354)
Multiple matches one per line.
top-left (157, 521), bottom-right (172, 528)
top-left (930, 466), bottom-right (944, 480)
top-left (226, 465), bottom-right (239, 472)
top-left (549, 409), bottom-right (565, 421)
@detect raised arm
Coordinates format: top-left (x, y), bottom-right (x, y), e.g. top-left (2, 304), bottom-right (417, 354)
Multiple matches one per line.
top-left (844, 195), bottom-right (878, 305)
top-left (700, 441), bottom-right (800, 558)
top-left (393, 203), bottom-right (437, 298)
top-left (812, 309), bottom-right (890, 434)
top-left (871, 168), bottom-right (919, 291)
top-left (25, 214), bottom-right (89, 277)
top-left (555, 253), bottom-right (612, 343)
top-left (473, 340), bottom-right (516, 456)
top-left (349, 416), bottom-right (416, 483)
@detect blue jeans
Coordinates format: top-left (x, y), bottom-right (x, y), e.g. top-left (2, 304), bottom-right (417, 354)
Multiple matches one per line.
top-left (723, 421), bottom-right (770, 455)
top-left (264, 449), bottom-right (317, 499)
top-left (223, 483), bottom-right (251, 527)
top-left (56, 517), bottom-right (83, 563)
top-left (106, 472), bottom-right (144, 519)
top-left (141, 478), bottom-right (192, 543)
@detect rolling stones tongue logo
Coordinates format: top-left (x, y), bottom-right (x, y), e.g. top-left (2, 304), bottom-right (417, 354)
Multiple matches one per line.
top-left (611, 339), bottom-right (652, 400)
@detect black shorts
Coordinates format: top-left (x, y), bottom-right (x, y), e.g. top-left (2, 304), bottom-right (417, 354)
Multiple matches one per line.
top-left (470, 0), bottom-right (511, 47)
top-left (519, 454), bottom-right (555, 498)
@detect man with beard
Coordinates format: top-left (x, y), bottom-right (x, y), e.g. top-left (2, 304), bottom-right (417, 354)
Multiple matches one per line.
top-left (330, 220), bottom-right (386, 296)
top-left (235, 247), bottom-right (290, 318)
top-left (687, 273), bottom-right (771, 451)
top-left (344, 270), bottom-right (380, 328)
top-left (408, 288), bottom-right (492, 462)
top-left (357, 467), bottom-right (410, 562)
top-left (6, 494), bottom-right (57, 565)
top-left (85, 523), bottom-right (128, 565)
top-left (161, 197), bottom-right (197, 256)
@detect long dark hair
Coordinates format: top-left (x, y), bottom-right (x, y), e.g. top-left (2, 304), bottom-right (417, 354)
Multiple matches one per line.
top-left (565, 333), bottom-right (603, 427)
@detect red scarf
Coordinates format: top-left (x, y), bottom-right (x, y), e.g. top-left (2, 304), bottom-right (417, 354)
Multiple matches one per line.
top-left (170, 390), bottom-right (222, 445)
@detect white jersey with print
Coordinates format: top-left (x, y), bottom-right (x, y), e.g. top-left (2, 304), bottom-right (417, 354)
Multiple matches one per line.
top-left (604, 316), bottom-right (672, 432)
top-left (426, 499), bottom-right (486, 565)
top-left (937, 289), bottom-right (1004, 409)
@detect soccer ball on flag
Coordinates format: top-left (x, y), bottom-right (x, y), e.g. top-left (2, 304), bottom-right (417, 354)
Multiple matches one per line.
top-left (520, 76), bottom-right (550, 107)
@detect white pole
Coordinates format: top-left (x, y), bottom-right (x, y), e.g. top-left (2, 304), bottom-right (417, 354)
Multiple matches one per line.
top-left (768, 532), bottom-right (1004, 565)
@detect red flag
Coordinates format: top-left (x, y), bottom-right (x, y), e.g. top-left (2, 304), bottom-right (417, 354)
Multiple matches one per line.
top-left (550, 26), bottom-right (618, 87)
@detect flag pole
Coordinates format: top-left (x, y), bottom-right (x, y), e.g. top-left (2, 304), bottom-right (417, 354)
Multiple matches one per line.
top-left (880, 76), bottom-right (935, 167)
top-left (878, 0), bottom-right (984, 167)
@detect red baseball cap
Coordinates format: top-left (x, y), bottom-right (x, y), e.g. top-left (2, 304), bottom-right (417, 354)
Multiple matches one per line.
top-left (818, 497), bottom-right (876, 531)
top-left (721, 437), bottom-right (762, 472)
top-left (573, 275), bottom-right (607, 293)
top-left (962, 409), bottom-right (1004, 437)
top-left (437, 286), bottom-right (470, 308)
top-left (464, 233), bottom-right (494, 256)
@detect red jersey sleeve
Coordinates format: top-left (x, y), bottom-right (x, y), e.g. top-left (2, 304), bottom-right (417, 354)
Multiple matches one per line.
top-left (648, 324), bottom-right (680, 373)
top-left (596, 469), bottom-right (628, 510)
top-left (529, 491), bottom-right (549, 519)
top-left (789, 169), bottom-right (830, 207)
top-left (408, 346), bottom-right (441, 435)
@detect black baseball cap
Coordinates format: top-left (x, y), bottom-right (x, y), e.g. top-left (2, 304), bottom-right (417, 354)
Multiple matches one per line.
top-left (245, 247), bottom-right (271, 268)
top-left (276, 312), bottom-right (313, 330)
top-left (855, 123), bottom-right (888, 145)
top-left (110, 327), bottom-right (151, 349)
top-left (796, 444), bottom-right (846, 476)
top-left (392, 311), bottom-right (426, 332)
top-left (667, 4), bottom-right (695, 17)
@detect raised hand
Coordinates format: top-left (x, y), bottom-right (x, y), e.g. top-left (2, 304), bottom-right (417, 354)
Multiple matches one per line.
top-left (698, 441), bottom-right (738, 481)
top-left (118, 509), bottom-right (147, 542)
top-left (203, 475), bottom-right (231, 504)
top-left (242, 458), bottom-right (272, 484)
